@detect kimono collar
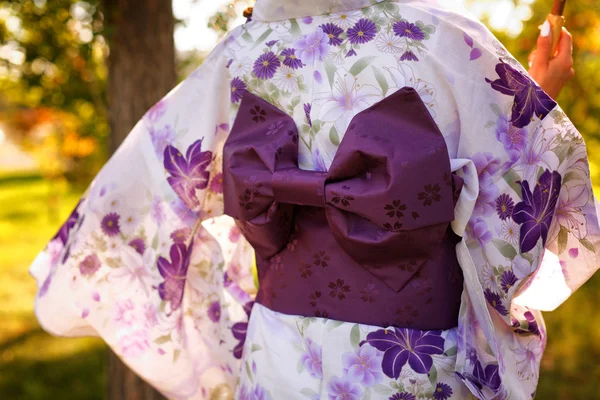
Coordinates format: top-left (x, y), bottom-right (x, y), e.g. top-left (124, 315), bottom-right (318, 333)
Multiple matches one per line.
top-left (252, 0), bottom-right (391, 22)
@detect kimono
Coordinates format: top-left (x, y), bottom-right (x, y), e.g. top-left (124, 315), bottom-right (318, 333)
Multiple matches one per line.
top-left (29, 1), bottom-right (600, 399)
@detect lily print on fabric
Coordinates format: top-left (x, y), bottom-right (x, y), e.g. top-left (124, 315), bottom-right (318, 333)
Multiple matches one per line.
top-left (237, 304), bottom-right (471, 400)
top-left (228, 1), bottom-right (437, 164)
top-left (30, 1), bottom-right (600, 400)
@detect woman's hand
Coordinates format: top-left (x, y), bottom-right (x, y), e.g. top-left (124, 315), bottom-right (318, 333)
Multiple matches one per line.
top-left (528, 20), bottom-right (575, 99)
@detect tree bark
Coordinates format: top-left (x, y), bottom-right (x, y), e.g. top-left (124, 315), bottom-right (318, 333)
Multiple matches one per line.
top-left (103, 0), bottom-right (176, 398)
top-left (105, 0), bottom-right (176, 150)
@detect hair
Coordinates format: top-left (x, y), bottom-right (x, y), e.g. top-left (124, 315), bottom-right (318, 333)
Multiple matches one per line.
top-left (243, 7), bottom-right (253, 19)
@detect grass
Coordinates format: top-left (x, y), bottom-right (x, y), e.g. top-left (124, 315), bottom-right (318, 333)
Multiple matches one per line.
top-left (1, 175), bottom-right (599, 399)
top-left (0, 175), bottom-right (106, 400)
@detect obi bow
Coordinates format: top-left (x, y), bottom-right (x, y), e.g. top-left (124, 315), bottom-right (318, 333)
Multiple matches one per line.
top-left (223, 88), bottom-right (461, 292)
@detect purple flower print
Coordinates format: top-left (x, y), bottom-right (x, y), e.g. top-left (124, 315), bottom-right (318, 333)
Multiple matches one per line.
top-left (485, 61), bottom-right (557, 128)
top-left (500, 270), bottom-right (518, 293)
top-left (433, 383), bottom-right (453, 400)
top-left (150, 196), bottom-right (165, 223)
top-left (229, 225), bottom-right (241, 243)
top-left (472, 152), bottom-right (501, 186)
top-left (327, 376), bottom-right (362, 400)
top-left (128, 238), bottom-right (146, 255)
top-left (347, 19), bottom-right (377, 44)
top-left (79, 254), bottom-right (101, 276)
top-left (466, 347), bottom-right (478, 364)
top-left (252, 51), bottom-right (280, 80)
top-left (170, 228), bottom-right (191, 244)
top-left (207, 301), bottom-right (221, 322)
top-left (281, 48), bottom-right (303, 69)
top-left (231, 77), bottom-right (247, 103)
top-left (149, 125), bottom-right (176, 162)
top-left (342, 345), bottom-right (383, 386)
top-left (164, 139), bottom-right (212, 209)
top-left (265, 39), bottom-right (279, 47)
top-left (389, 392), bottom-right (417, 400)
top-left (232, 301), bottom-right (254, 359)
top-left (321, 23), bottom-right (344, 46)
top-left (474, 184), bottom-right (499, 217)
top-left (390, 394), bottom-right (415, 400)
top-left (364, 328), bottom-right (445, 378)
top-left (157, 242), bottom-right (192, 311)
top-left (496, 114), bottom-right (526, 161)
top-left (393, 21), bottom-right (425, 41)
top-left (301, 338), bottom-right (323, 378)
top-left (52, 201), bottom-right (81, 245)
top-left (210, 172), bottom-right (223, 193)
top-left (101, 212), bottom-right (121, 237)
top-left (295, 27), bottom-right (330, 64)
top-left (484, 289), bottom-right (508, 316)
top-left (472, 360), bottom-right (501, 391)
top-left (252, 385), bottom-right (272, 400)
top-left (147, 99), bottom-right (166, 122)
top-left (345, 49), bottom-right (357, 58)
top-left (467, 217), bottom-right (492, 247)
top-left (400, 51), bottom-right (419, 61)
top-left (239, 384), bottom-right (272, 400)
top-left (512, 169), bottom-right (561, 252)
top-left (496, 194), bottom-right (515, 220)
top-left (313, 148), bottom-right (327, 172)
top-left (313, 70), bottom-right (324, 84)
top-left (515, 311), bottom-right (540, 336)
top-left (118, 330), bottom-right (150, 358)
top-left (304, 103), bottom-right (312, 127)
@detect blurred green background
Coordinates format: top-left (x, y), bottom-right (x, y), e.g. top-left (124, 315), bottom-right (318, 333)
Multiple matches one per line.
top-left (0, 0), bottom-right (599, 399)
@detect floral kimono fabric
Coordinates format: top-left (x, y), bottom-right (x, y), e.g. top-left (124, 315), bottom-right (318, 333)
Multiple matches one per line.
top-left (30, 1), bottom-right (600, 399)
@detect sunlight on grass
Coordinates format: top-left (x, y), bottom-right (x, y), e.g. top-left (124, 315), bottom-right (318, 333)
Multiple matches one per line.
top-left (0, 176), bottom-right (106, 399)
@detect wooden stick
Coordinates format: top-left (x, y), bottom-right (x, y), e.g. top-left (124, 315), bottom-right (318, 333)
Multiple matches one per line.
top-left (548, 0), bottom-right (567, 56)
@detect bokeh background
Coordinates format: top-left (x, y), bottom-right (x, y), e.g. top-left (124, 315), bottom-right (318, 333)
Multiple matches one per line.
top-left (0, 0), bottom-right (599, 399)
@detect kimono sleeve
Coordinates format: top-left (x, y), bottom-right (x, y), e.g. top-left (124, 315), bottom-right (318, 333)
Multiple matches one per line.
top-left (28, 28), bottom-right (253, 400)
top-left (436, 12), bottom-right (600, 399)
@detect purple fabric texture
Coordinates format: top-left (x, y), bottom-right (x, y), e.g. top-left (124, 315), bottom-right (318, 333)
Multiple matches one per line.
top-left (223, 88), bottom-right (464, 330)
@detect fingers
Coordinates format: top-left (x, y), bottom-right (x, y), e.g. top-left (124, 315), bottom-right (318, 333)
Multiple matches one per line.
top-left (528, 50), bottom-right (537, 68)
top-left (555, 28), bottom-right (574, 67)
top-left (532, 20), bottom-right (553, 71)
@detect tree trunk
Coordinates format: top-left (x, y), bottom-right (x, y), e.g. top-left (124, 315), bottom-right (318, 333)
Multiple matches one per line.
top-left (103, 0), bottom-right (176, 398)
top-left (105, 0), bottom-right (176, 149)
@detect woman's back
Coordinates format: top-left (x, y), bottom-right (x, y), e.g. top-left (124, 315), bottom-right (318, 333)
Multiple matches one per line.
top-left (30, 1), bottom-right (600, 399)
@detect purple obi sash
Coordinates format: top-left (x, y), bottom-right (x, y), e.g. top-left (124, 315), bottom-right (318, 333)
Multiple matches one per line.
top-left (223, 88), bottom-right (464, 330)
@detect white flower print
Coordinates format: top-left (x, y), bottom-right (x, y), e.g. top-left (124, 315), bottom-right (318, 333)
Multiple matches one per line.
top-left (481, 262), bottom-right (496, 287)
top-left (118, 329), bottom-right (150, 358)
top-left (120, 210), bottom-right (141, 236)
top-left (519, 126), bottom-right (560, 183)
top-left (230, 57), bottom-right (251, 77)
top-left (375, 32), bottom-right (403, 54)
top-left (555, 178), bottom-right (589, 240)
top-left (327, 50), bottom-right (345, 65)
top-left (113, 299), bottom-right (138, 328)
top-left (501, 219), bottom-right (520, 246)
top-left (272, 65), bottom-right (299, 93)
top-left (329, 10), bottom-right (362, 30)
top-left (266, 19), bottom-right (292, 34)
top-left (103, 192), bottom-right (128, 214)
top-left (314, 68), bottom-right (381, 133)
top-left (512, 254), bottom-right (535, 280)
top-left (384, 64), bottom-right (437, 116)
top-left (108, 247), bottom-right (159, 296)
top-left (513, 339), bottom-right (542, 381)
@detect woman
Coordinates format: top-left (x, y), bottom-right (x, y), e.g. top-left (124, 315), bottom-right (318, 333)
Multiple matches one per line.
top-left (30, 1), bottom-right (594, 399)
